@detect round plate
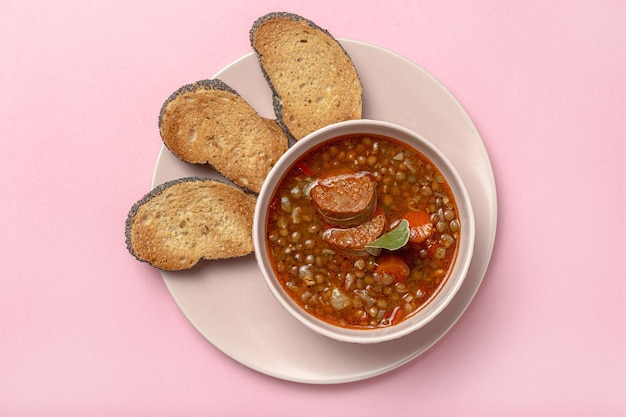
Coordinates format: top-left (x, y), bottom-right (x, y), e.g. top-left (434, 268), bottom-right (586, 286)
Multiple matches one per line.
top-left (151, 39), bottom-right (497, 384)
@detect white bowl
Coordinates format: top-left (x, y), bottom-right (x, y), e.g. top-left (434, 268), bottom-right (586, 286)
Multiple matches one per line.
top-left (253, 119), bottom-right (475, 344)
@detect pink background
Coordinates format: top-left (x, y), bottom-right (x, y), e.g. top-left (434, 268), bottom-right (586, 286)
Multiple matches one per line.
top-left (2, 0), bottom-right (625, 415)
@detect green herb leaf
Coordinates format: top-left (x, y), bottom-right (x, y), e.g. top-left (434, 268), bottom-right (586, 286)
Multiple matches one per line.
top-left (365, 219), bottom-right (410, 256)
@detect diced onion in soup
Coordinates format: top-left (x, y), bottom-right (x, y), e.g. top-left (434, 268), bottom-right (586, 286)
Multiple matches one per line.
top-left (330, 288), bottom-right (350, 310)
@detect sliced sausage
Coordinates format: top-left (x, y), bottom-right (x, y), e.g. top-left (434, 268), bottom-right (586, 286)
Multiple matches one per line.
top-left (309, 172), bottom-right (376, 227)
top-left (322, 210), bottom-right (387, 253)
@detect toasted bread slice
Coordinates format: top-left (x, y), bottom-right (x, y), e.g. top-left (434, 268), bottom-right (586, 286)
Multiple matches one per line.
top-left (250, 12), bottom-right (363, 141)
top-left (158, 79), bottom-right (288, 193)
top-left (125, 177), bottom-right (256, 271)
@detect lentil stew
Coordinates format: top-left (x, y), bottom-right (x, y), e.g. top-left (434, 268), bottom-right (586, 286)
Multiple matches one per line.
top-left (265, 133), bottom-right (461, 329)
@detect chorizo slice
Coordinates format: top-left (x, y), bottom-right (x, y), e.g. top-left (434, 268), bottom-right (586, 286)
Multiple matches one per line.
top-left (322, 210), bottom-right (387, 253)
top-left (309, 172), bottom-right (376, 227)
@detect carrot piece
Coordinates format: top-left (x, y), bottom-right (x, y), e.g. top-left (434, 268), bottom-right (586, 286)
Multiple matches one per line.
top-left (295, 160), bottom-right (313, 176)
top-left (403, 209), bottom-right (434, 244)
top-left (375, 255), bottom-right (410, 283)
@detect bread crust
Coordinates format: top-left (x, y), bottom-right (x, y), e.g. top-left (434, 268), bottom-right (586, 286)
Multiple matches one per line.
top-left (125, 177), bottom-right (256, 270)
top-left (250, 12), bottom-right (363, 140)
top-left (158, 79), bottom-right (288, 193)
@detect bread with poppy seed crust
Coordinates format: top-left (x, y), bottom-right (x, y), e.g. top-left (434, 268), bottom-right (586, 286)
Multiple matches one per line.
top-left (250, 12), bottom-right (363, 141)
top-left (125, 177), bottom-right (256, 271)
top-left (158, 79), bottom-right (288, 193)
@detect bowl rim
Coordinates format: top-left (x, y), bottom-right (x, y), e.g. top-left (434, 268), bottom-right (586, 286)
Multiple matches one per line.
top-left (253, 119), bottom-right (476, 344)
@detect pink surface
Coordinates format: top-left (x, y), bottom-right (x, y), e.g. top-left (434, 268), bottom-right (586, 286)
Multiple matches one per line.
top-left (2, 0), bottom-right (625, 415)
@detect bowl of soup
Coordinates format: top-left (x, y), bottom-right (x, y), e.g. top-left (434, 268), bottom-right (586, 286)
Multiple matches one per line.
top-left (253, 119), bottom-right (475, 343)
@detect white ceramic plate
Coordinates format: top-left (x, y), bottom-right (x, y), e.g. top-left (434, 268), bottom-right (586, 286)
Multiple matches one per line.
top-left (151, 39), bottom-right (498, 384)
